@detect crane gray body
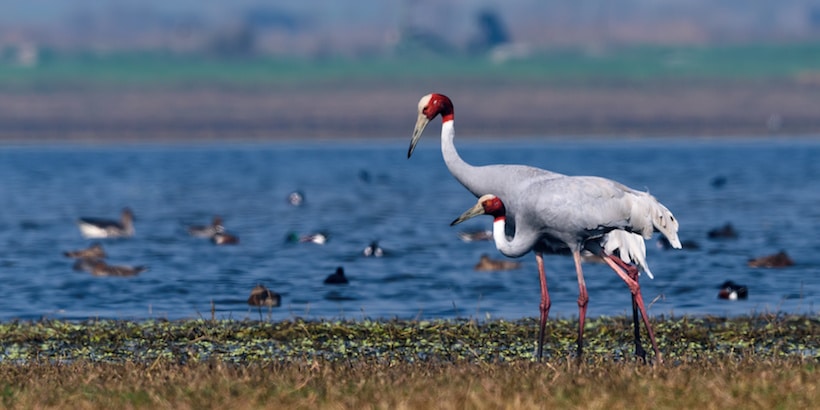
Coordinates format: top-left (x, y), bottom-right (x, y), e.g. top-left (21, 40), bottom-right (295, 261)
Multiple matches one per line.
top-left (411, 92), bottom-right (677, 362)
top-left (438, 121), bottom-right (679, 274)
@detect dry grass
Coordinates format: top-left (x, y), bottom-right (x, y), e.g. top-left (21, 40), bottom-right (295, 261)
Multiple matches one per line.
top-left (0, 315), bottom-right (817, 409)
top-left (0, 357), bottom-right (816, 409)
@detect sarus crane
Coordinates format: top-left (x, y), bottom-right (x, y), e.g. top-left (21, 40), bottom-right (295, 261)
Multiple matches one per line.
top-left (452, 192), bottom-right (679, 363)
top-left (408, 93), bottom-right (681, 362)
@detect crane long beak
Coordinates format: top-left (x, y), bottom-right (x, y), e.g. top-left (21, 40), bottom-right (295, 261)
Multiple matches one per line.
top-left (408, 113), bottom-right (430, 158)
top-left (450, 203), bottom-right (486, 226)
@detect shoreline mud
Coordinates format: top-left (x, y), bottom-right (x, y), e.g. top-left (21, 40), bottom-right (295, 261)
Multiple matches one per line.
top-left (1, 81), bottom-right (818, 142)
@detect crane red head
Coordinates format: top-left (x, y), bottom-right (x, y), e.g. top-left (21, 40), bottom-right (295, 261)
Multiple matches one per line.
top-left (450, 194), bottom-right (506, 226)
top-left (408, 93), bottom-right (455, 158)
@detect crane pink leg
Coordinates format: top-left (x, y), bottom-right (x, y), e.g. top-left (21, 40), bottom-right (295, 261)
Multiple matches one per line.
top-left (535, 251), bottom-right (551, 361)
top-left (608, 255), bottom-right (647, 361)
top-left (601, 255), bottom-right (663, 364)
top-left (572, 251), bottom-right (590, 357)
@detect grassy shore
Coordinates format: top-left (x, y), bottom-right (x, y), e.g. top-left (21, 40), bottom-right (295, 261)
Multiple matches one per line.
top-left (1, 314), bottom-right (817, 408)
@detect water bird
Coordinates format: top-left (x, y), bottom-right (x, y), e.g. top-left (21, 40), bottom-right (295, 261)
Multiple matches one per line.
top-left (324, 267), bottom-right (349, 285)
top-left (85, 259), bottom-right (146, 277)
top-left (247, 284), bottom-right (281, 308)
top-left (457, 229), bottom-right (493, 242)
top-left (187, 216), bottom-right (225, 238)
top-left (63, 243), bottom-right (106, 259)
top-left (286, 231), bottom-right (328, 245)
top-left (452, 191), bottom-right (678, 363)
top-left (708, 223), bottom-right (738, 239)
top-left (474, 253), bottom-right (521, 271)
top-left (287, 191), bottom-right (305, 206)
top-left (710, 175), bottom-right (728, 188)
top-left (211, 231), bottom-right (239, 245)
top-left (747, 250), bottom-right (793, 268)
top-left (410, 92), bottom-right (679, 362)
top-left (72, 257), bottom-right (102, 273)
top-left (362, 241), bottom-right (384, 257)
top-left (718, 281), bottom-right (748, 300)
top-left (76, 208), bottom-right (135, 239)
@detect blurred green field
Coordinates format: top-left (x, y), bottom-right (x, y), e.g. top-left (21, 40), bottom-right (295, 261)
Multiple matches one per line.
top-left (4, 42), bottom-right (820, 88)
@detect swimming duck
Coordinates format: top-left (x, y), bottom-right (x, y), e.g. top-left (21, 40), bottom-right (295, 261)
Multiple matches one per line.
top-left (362, 241), bottom-right (384, 257)
top-left (287, 191), bottom-right (305, 206)
top-left (473, 253), bottom-right (522, 271)
top-left (187, 215), bottom-right (225, 238)
top-left (76, 208), bottom-right (135, 239)
top-left (718, 281), bottom-right (748, 300)
top-left (86, 259), bottom-right (146, 277)
top-left (324, 266), bottom-right (348, 285)
top-left (747, 251), bottom-right (794, 268)
top-left (286, 231), bottom-right (328, 245)
top-left (63, 243), bottom-right (106, 259)
top-left (707, 223), bottom-right (738, 239)
top-left (247, 284), bottom-right (281, 307)
top-left (72, 257), bottom-right (103, 273)
top-left (212, 231), bottom-right (240, 245)
top-left (710, 175), bottom-right (728, 189)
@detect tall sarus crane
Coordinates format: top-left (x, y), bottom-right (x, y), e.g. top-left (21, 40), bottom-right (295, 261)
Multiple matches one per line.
top-left (408, 93), bottom-right (681, 362)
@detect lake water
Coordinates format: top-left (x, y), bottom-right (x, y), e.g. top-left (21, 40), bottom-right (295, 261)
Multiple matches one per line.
top-left (0, 137), bottom-right (818, 322)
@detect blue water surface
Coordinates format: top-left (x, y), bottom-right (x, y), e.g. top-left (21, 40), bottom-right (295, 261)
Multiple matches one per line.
top-left (0, 137), bottom-right (817, 322)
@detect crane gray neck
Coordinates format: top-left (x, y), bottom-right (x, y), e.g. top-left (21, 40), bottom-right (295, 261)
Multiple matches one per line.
top-left (440, 120), bottom-right (476, 189)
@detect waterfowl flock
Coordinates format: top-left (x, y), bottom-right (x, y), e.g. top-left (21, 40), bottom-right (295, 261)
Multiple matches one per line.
top-left (61, 203), bottom-right (369, 312)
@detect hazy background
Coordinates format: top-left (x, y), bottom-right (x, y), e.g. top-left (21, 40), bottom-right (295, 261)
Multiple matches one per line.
top-left (2, 0), bottom-right (820, 141)
top-left (7, 0), bottom-right (820, 54)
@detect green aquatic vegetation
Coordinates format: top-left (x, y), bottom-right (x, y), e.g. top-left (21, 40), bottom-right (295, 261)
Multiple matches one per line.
top-left (0, 314), bottom-right (816, 365)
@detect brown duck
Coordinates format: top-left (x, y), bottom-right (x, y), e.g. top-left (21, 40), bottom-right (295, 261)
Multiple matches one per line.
top-left (474, 253), bottom-right (522, 271)
top-left (63, 243), bottom-right (106, 259)
top-left (747, 251), bottom-right (794, 268)
top-left (247, 284), bottom-right (281, 307)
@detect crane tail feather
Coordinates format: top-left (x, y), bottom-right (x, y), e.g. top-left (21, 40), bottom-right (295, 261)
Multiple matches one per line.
top-left (602, 230), bottom-right (654, 279)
